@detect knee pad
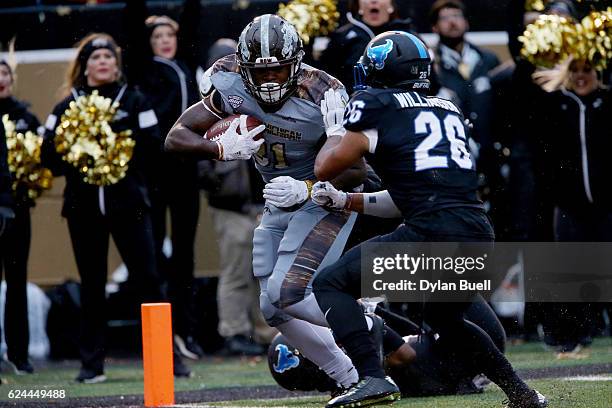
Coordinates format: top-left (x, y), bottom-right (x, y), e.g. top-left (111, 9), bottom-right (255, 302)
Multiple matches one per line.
top-left (259, 292), bottom-right (292, 327)
top-left (253, 227), bottom-right (278, 278)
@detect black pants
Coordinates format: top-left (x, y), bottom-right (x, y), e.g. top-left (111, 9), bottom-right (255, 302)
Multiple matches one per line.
top-left (314, 209), bottom-right (529, 397)
top-left (67, 209), bottom-right (163, 372)
top-left (543, 206), bottom-right (612, 349)
top-left (0, 206), bottom-right (31, 363)
top-left (150, 162), bottom-right (200, 339)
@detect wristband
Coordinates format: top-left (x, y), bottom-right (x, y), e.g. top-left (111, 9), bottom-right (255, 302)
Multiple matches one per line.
top-left (343, 193), bottom-right (353, 210)
top-left (215, 140), bottom-right (224, 160)
top-left (304, 180), bottom-right (315, 198)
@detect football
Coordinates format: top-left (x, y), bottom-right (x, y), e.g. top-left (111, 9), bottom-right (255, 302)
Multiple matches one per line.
top-left (203, 114), bottom-right (265, 141)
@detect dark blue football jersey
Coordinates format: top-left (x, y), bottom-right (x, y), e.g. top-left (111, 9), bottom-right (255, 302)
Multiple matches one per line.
top-left (343, 88), bottom-right (484, 220)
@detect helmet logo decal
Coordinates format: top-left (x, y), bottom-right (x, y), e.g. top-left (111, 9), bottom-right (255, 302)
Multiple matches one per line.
top-left (367, 39), bottom-right (394, 70)
top-left (273, 344), bottom-right (300, 373)
top-left (238, 26), bottom-right (250, 61)
top-left (281, 23), bottom-right (298, 59)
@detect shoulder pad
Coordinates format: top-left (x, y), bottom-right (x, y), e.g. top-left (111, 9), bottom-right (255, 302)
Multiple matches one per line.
top-left (200, 55), bottom-right (239, 98)
top-left (296, 65), bottom-right (346, 106)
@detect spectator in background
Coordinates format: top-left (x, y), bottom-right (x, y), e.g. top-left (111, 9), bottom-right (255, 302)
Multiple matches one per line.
top-left (41, 33), bottom-right (190, 382)
top-left (319, 0), bottom-right (414, 93)
top-left (532, 59), bottom-right (611, 354)
top-left (0, 60), bottom-right (40, 375)
top-left (198, 39), bottom-right (276, 356)
top-left (124, 0), bottom-right (203, 361)
top-left (429, 0), bottom-right (501, 225)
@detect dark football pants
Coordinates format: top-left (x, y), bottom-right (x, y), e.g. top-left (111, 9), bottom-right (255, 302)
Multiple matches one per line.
top-left (67, 210), bottom-right (163, 373)
top-left (150, 165), bottom-right (200, 340)
top-left (314, 220), bottom-right (530, 398)
top-left (0, 206), bottom-right (31, 363)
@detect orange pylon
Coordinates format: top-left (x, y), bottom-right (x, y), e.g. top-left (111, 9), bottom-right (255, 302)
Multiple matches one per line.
top-left (141, 303), bottom-right (175, 407)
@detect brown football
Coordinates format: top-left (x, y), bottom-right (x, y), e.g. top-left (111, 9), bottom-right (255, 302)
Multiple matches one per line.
top-left (203, 114), bottom-right (265, 141)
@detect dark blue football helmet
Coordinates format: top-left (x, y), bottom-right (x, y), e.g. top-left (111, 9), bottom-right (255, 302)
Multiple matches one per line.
top-left (354, 31), bottom-right (432, 92)
top-left (267, 334), bottom-right (337, 392)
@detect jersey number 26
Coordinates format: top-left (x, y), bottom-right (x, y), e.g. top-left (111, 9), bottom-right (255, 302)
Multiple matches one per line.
top-left (414, 111), bottom-right (473, 171)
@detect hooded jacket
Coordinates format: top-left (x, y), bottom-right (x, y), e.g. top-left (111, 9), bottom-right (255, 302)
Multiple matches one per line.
top-left (534, 87), bottom-right (612, 211)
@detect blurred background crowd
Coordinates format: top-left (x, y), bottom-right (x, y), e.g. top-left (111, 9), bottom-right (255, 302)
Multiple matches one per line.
top-left (0, 0), bottom-right (610, 382)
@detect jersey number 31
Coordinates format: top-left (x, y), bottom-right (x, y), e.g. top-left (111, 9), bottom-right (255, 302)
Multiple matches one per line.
top-left (414, 111), bottom-right (472, 171)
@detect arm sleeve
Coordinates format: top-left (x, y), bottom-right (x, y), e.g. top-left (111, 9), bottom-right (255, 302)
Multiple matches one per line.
top-left (362, 190), bottom-right (402, 218)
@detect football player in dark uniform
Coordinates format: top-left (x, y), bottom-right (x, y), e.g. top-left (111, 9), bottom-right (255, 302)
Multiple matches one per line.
top-left (311, 31), bottom-right (548, 408)
top-left (268, 296), bottom-right (505, 398)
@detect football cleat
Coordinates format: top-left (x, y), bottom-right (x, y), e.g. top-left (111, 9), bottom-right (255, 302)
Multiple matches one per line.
top-left (326, 376), bottom-right (400, 408)
top-left (504, 389), bottom-right (549, 408)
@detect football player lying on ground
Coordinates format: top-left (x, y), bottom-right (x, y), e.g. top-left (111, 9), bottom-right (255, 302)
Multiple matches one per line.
top-left (268, 295), bottom-right (505, 397)
top-left (166, 14), bottom-right (380, 394)
top-left (310, 31), bottom-right (548, 408)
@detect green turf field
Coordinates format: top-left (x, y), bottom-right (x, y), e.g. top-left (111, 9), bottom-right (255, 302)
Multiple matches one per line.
top-left (0, 338), bottom-right (610, 405)
top-left (215, 379), bottom-right (612, 408)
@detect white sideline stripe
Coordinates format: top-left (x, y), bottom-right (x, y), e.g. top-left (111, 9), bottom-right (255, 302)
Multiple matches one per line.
top-left (1, 32), bottom-right (509, 65)
top-left (0, 48), bottom-right (77, 63)
top-left (562, 375), bottom-right (612, 382)
top-left (173, 396), bottom-right (319, 407)
top-left (420, 32), bottom-right (509, 47)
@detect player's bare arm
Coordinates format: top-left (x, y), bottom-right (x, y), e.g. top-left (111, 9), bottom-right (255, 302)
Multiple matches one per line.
top-left (315, 131), bottom-right (369, 181)
top-left (166, 97), bottom-right (265, 161)
top-left (165, 99), bottom-right (222, 158)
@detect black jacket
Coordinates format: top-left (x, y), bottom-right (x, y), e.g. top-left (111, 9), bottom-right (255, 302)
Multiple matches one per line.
top-left (0, 96), bottom-right (41, 208)
top-left (0, 121), bottom-right (11, 208)
top-left (534, 87), bottom-right (612, 211)
top-left (319, 13), bottom-right (415, 93)
top-left (433, 42), bottom-right (499, 149)
top-left (124, 0), bottom-right (200, 139)
top-left (42, 83), bottom-right (161, 217)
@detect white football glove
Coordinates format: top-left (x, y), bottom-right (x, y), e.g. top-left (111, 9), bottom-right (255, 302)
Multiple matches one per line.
top-left (217, 115), bottom-right (266, 161)
top-left (311, 181), bottom-right (348, 210)
top-left (263, 176), bottom-right (309, 208)
top-left (321, 88), bottom-right (347, 138)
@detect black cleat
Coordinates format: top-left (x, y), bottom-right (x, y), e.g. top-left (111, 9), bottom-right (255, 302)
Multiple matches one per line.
top-left (504, 389), bottom-right (548, 408)
top-left (326, 376), bottom-right (400, 408)
top-left (174, 334), bottom-right (204, 360)
top-left (173, 351), bottom-right (193, 378)
top-left (75, 368), bottom-right (106, 384)
top-left (6, 359), bottom-right (34, 375)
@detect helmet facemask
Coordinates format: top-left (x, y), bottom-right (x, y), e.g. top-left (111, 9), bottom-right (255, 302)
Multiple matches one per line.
top-left (236, 14), bottom-right (304, 106)
top-left (238, 52), bottom-right (304, 105)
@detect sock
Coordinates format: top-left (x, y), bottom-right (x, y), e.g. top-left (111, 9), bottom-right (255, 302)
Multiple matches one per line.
top-left (316, 287), bottom-right (385, 379)
top-left (276, 319), bottom-right (358, 388)
top-left (283, 293), bottom-right (329, 327)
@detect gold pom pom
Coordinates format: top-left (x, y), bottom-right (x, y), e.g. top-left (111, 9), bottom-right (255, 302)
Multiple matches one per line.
top-left (54, 90), bottom-right (135, 186)
top-left (278, 0), bottom-right (340, 45)
top-left (520, 7), bottom-right (612, 70)
top-left (519, 14), bottom-right (577, 68)
top-left (525, 0), bottom-right (547, 12)
top-left (2, 114), bottom-right (53, 200)
top-left (577, 8), bottom-right (612, 71)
